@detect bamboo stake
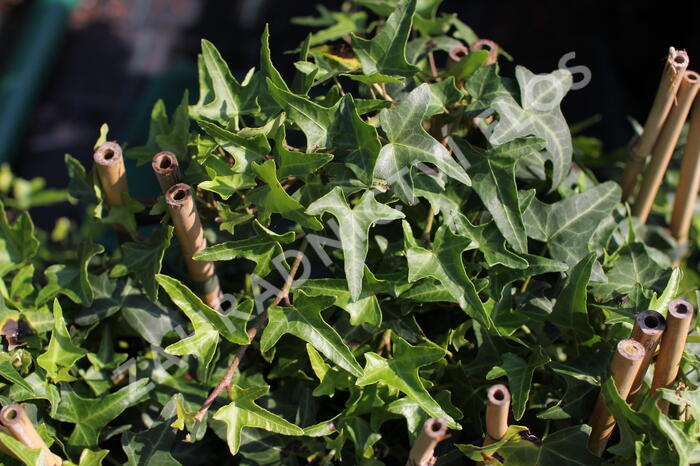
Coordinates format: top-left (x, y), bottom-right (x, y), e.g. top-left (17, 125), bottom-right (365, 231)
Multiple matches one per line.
top-left (484, 384), bottom-right (510, 445)
top-left (670, 96), bottom-right (700, 245)
top-left (406, 418), bottom-right (448, 466)
top-left (632, 71), bottom-right (700, 222)
top-left (621, 47), bottom-right (689, 201)
top-left (93, 141), bottom-right (128, 207)
top-left (0, 404), bottom-right (62, 466)
top-left (628, 310), bottom-right (666, 397)
top-left (651, 299), bottom-right (695, 413)
top-left (472, 39), bottom-right (499, 65)
top-left (165, 183), bottom-right (221, 307)
top-left (152, 151), bottom-right (181, 193)
top-left (588, 339), bottom-right (645, 456)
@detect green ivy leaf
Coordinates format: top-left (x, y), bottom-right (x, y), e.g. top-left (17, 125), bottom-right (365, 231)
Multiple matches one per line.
top-left (0, 431), bottom-right (45, 465)
top-left (121, 225), bottom-right (173, 301)
top-left (330, 95), bottom-right (380, 185)
top-left (488, 66), bottom-right (573, 191)
top-left (261, 291), bottom-right (363, 377)
top-left (55, 379), bottom-right (151, 448)
top-left (375, 84), bottom-right (471, 204)
top-left (272, 122), bottom-right (333, 178)
top-left (523, 182), bottom-right (621, 273)
top-left (100, 193), bottom-right (144, 234)
top-left (121, 421), bottom-right (182, 466)
top-left (37, 299), bottom-right (88, 381)
top-left (0, 200), bottom-right (39, 276)
top-left (487, 347), bottom-right (550, 420)
top-left (445, 210), bottom-right (528, 269)
top-left (0, 360), bottom-right (32, 392)
top-left (194, 220), bottom-right (295, 277)
top-left (464, 64), bottom-right (512, 116)
top-left (548, 253), bottom-right (595, 340)
top-left (592, 243), bottom-right (670, 301)
top-left (65, 154), bottom-right (101, 208)
top-left (249, 159), bottom-right (322, 230)
top-left (351, 0), bottom-right (420, 78)
top-left (157, 275), bottom-right (252, 365)
top-left (36, 240), bottom-right (104, 306)
top-left (126, 92), bottom-right (190, 165)
top-left (197, 120), bottom-right (270, 198)
top-left (213, 385), bottom-right (304, 455)
top-left (405, 222), bottom-right (493, 329)
top-left (357, 335), bottom-right (460, 428)
top-left (457, 137), bottom-right (546, 253)
top-left (190, 39), bottom-right (258, 129)
top-left (305, 344), bottom-right (352, 397)
top-left (306, 187), bottom-right (404, 300)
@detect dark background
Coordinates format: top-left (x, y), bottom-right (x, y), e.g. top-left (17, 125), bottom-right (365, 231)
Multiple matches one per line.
top-left (1, 0), bottom-right (698, 226)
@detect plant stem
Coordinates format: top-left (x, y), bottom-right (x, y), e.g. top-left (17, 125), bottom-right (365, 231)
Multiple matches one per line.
top-left (422, 207), bottom-right (435, 246)
top-left (195, 239), bottom-right (309, 422)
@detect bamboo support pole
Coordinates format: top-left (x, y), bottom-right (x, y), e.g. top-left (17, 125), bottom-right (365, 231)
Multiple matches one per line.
top-left (484, 384), bottom-right (510, 445)
top-left (93, 141), bottom-right (128, 207)
top-left (152, 151), bottom-right (181, 193)
top-left (588, 339), bottom-right (645, 456)
top-left (165, 183), bottom-right (221, 307)
top-left (651, 299), bottom-right (695, 413)
top-left (472, 39), bottom-right (499, 65)
top-left (0, 404), bottom-right (62, 466)
top-left (632, 71), bottom-right (700, 222)
top-left (670, 96), bottom-right (700, 245)
top-left (628, 310), bottom-right (666, 397)
top-left (621, 48), bottom-right (689, 201)
top-left (406, 418), bottom-right (448, 466)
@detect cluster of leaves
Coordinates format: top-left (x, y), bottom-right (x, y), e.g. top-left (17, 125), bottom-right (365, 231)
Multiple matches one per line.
top-left (1, 0), bottom-right (699, 464)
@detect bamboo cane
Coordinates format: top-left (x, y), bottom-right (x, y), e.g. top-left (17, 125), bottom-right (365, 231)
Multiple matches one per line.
top-left (484, 384), bottom-right (510, 445)
top-left (406, 418), bottom-right (448, 466)
top-left (448, 45), bottom-right (469, 63)
top-left (152, 151), bottom-right (181, 193)
top-left (628, 310), bottom-right (666, 397)
top-left (621, 47), bottom-right (689, 201)
top-left (93, 141), bottom-right (128, 207)
top-left (632, 71), bottom-right (700, 222)
top-left (0, 404), bottom-right (62, 466)
top-left (651, 299), bottom-right (695, 413)
top-left (165, 183), bottom-right (221, 307)
top-left (670, 95), bottom-right (700, 246)
top-left (472, 39), bottom-right (499, 65)
top-left (588, 339), bottom-right (645, 456)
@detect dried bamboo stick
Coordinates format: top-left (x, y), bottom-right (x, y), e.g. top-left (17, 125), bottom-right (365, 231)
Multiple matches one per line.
top-left (448, 45), bottom-right (469, 63)
top-left (628, 310), bottom-right (666, 397)
top-left (588, 339), bottom-right (645, 456)
top-left (484, 384), bottom-right (510, 445)
top-left (670, 96), bottom-right (700, 245)
top-left (472, 39), bottom-right (499, 65)
top-left (406, 418), bottom-right (448, 466)
top-left (621, 48), bottom-right (689, 201)
top-left (651, 299), bottom-right (695, 413)
top-left (93, 141), bottom-right (128, 207)
top-left (152, 151), bottom-right (182, 193)
top-left (0, 404), bottom-right (62, 466)
top-left (632, 71), bottom-right (700, 222)
top-left (165, 183), bottom-right (221, 307)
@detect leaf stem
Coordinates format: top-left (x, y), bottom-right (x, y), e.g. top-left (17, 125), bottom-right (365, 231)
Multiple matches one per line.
top-left (194, 239), bottom-right (309, 422)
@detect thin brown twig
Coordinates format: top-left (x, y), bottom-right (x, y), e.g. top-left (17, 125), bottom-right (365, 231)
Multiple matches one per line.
top-left (195, 239), bottom-right (309, 423)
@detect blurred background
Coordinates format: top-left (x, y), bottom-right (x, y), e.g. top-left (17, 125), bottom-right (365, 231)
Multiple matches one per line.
top-left (1, 0), bottom-right (698, 228)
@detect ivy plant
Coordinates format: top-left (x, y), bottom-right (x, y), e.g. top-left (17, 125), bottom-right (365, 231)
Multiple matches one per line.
top-left (0, 0), bottom-right (699, 464)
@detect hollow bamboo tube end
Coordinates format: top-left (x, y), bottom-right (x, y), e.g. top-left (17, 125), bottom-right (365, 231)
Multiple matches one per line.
top-left (152, 151), bottom-right (181, 193)
top-left (588, 339), bottom-right (645, 456)
top-left (448, 45), bottom-right (469, 62)
top-left (93, 141), bottom-right (128, 207)
top-left (472, 39), bottom-right (498, 65)
top-left (651, 300), bottom-right (694, 412)
top-left (406, 418), bottom-right (447, 466)
top-left (622, 47), bottom-right (689, 202)
top-left (485, 384), bottom-right (510, 445)
top-left (0, 404), bottom-right (62, 466)
top-left (165, 183), bottom-right (220, 305)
